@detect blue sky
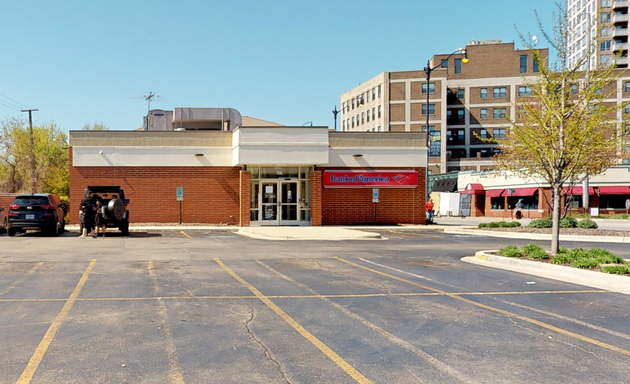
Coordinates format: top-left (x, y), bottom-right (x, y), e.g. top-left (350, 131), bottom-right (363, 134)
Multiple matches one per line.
top-left (0, 0), bottom-right (555, 134)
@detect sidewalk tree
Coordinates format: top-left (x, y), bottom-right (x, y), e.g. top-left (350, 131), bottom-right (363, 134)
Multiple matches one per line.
top-left (496, 4), bottom-right (628, 254)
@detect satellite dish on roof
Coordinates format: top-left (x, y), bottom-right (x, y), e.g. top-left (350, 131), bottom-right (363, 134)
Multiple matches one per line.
top-left (532, 36), bottom-right (538, 46)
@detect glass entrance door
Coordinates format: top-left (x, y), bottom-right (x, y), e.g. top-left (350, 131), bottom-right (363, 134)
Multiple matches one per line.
top-left (280, 181), bottom-right (299, 225)
top-left (261, 182), bottom-right (279, 225)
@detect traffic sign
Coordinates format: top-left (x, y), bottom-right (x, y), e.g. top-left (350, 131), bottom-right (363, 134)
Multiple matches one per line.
top-left (176, 187), bottom-right (184, 201)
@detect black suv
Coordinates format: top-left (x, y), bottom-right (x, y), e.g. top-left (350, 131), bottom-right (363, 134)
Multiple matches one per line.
top-left (8, 194), bottom-right (66, 236)
top-left (81, 186), bottom-right (130, 236)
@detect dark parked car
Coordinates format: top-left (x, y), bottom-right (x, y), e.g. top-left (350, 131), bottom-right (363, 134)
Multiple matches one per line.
top-left (7, 194), bottom-right (66, 236)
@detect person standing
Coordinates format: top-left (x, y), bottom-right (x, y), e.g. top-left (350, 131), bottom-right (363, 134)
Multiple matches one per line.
top-left (80, 195), bottom-right (96, 238)
top-left (95, 198), bottom-right (107, 237)
top-left (425, 198), bottom-right (435, 223)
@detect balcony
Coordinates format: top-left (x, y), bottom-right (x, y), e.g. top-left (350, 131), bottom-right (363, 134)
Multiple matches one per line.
top-left (613, 0), bottom-right (629, 9)
top-left (613, 42), bottom-right (629, 51)
top-left (616, 56), bottom-right (629, 65)
top-left (613, 13), bottom-right (629, 23)
top-left (614, 28), bottom-right (629, 37)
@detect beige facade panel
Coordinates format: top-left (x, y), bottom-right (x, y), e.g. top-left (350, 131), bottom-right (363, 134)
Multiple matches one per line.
top-left (390, 125), bottom-right (406, 132)
top-left (70, 131), bottom-right (232, 147)
top-left (328, 132), bottom-right (426, 148)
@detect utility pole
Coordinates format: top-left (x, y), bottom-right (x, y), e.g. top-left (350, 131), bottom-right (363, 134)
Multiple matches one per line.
top-left (144, 92), bottom-right (158, 130)
top-left (21, 108), bottom-right (38, 193)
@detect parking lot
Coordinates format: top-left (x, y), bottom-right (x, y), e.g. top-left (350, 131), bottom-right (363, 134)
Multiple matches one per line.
top-left (1, 229), bottom-right (629, 383)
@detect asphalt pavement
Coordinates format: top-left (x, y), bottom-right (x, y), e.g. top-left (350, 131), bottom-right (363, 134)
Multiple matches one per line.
top-left (0, 229), bottom-right (629, 383)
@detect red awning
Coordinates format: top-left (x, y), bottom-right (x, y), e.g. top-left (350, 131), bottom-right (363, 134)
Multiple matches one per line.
top-left (562, 186), bottom-right (595, 195)
top-left (598, 186), bottom-right (630, 195)
top-left (486, 189), bottom-right (505, 197)
top-left (508, 187), bottom-right (539, 196)
top-left (461, 183), bottom-right (484, 194)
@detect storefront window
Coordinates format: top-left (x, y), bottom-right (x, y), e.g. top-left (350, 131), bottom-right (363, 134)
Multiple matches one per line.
top-left (300, 167), bottom-right (312, 179)
top-left (600, 195), bottom-right (628, 209)
top-left (250, 181), bottom-right (259, 221)
top-left (249, 166), bottom-right (260, 179)
top-left (508, 194), bottom-right (538, 210)
top-left (260, 167), bottom-right (299, 178)
top-left (491, 197), bottom-right (505, 210)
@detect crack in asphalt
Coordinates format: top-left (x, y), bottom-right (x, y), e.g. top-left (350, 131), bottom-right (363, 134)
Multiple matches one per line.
top-left (240, 305), bottom-right (291, 384)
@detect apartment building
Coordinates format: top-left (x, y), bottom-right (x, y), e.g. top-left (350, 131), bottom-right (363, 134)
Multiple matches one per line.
top-left (567, 0), bottom-right (629, 69)
top-left (339, 40), bottom-right (546, 175)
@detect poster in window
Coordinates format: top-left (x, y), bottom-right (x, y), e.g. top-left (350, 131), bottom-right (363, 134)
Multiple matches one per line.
top-left (429, 130), bottom-right (441, 157)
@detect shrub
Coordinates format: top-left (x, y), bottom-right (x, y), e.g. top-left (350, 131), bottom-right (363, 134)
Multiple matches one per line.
top-left (572, 258), bottom-right (601, 269)
top-left (498, 245), bottom-right (522, 258)
top-left (478, 223), bottom-right (488, 228)
top-left (577, 219), bottom-right (598, 229)
top-left (486, 222), bottom-right (500, 228)
top-left (528, 218), bottom-right (552, 228)
top-left (498, 221), bottom-right (521, 228)
top-left (601, 265), bottom-right (630, 275)
top-left (587, 248), bottom-right (625, 264)
top-left (551, 254), bottom-right (573, 265)
top-left (523, 244), bottom-right (544, 254)
top-left (558, 247), bottom-right (569, 254)
top-left (528, 249), bottom-right (550, 260)
top-left (560, 217), bottom-right (578, 228)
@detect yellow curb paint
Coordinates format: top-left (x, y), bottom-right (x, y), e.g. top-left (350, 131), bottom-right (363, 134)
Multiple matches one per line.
top-left (17, 259), bottom-right (97, 384)
top-left (335, 257), bottom-right (630, 358)
top-left (180, 231), bottom-right (192, 239)
top-left (148, 261), bottom-right (185, 384)
top-left (215, 258), bottom-right (373, 384)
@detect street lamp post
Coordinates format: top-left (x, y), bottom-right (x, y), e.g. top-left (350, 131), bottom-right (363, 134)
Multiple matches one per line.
top-left (332, 95), bottom-right (364, 131)
top-left (423, 48), bottom-right (468, 214)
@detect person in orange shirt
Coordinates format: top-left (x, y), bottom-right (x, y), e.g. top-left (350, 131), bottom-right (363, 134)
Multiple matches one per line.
top-left (425, 198), bottom-right (435, 223)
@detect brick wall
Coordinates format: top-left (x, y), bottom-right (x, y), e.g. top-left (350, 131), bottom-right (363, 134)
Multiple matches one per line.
top-left (69, 150), bottom-right (241, 225)
top-left (239, 171), bottom-right (251, 227)
top-left (318, 167), bottom-right (426, 225)
top-left (0, 194), bottom-right (18, 219)
top-left (310, 171), bottom-right (322, 226)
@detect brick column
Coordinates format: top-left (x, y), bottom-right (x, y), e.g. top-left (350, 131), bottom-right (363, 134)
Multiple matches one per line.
top-left (239, 171), bottom-right (251, 227)
top-left (310, 171), bottom-right (322, 226)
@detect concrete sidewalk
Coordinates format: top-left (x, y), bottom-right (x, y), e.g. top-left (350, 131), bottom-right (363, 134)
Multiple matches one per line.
top-left (238, 227), bottom-right (383, 241)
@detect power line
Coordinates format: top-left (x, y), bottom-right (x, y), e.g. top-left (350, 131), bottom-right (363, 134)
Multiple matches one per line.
top-left (0, 99), bottom-right (21, 111)
top-left (0, 92), bottom-right (29, 109)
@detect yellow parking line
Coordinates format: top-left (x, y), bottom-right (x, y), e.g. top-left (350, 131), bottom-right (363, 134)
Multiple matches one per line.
top-left (215, 258), bottom-right (373, 384)
top-left (17, 259), bottom-right (97, 384)
top-left (148, 261), bottom-right (185, 384)
top-left (335, 257), bottom-right (630, 358)
top-left (180, 231), bottom-right (192, 239)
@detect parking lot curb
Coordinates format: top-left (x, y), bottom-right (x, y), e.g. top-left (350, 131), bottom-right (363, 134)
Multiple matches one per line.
top-left (444, 227), bottom-right (630, 243)
top-left (462, 251), bottom-right (630, 295)
top-left (237, 228), bottom-right (383, 241)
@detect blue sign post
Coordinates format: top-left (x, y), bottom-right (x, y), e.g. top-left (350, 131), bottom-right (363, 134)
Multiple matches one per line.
top-left (176, 187), bottom-right (184, 224)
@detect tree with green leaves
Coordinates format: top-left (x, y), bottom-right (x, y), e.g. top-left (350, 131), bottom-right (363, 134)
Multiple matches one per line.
top-left (496, 5), bottom-right (628, 254)
top-left (82, 122), bottom-right (109, 131)
top-left (0, 118), bottom-right (69, 198)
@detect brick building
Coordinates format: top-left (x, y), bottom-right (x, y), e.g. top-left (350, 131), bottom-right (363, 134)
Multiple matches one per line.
top-left (69, 112), bottom-right (428, 226)
top-left (339, 40), bottom-right (549, 175)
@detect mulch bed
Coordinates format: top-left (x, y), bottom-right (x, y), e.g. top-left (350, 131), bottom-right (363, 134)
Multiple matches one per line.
top-left (475, 227), bottom-right (630, 237)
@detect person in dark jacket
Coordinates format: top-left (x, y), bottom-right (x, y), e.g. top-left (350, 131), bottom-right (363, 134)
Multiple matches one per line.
top-left (80, 195), bottom-right (96, 238)
top-left (95, 197), bottom-right (107, 237)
